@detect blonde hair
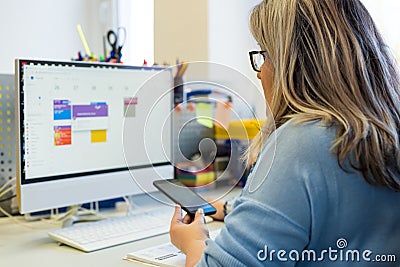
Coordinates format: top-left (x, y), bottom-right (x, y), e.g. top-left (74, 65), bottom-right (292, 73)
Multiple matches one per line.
top-left (248, 0), bottom-right (400, 191)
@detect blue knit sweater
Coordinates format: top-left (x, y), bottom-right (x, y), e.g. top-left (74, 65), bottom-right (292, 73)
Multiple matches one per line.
top-left (199, 119), bottom-right (400, 266)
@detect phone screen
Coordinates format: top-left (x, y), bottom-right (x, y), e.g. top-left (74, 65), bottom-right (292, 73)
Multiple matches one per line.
top-left (153, 179), bottom-right (217, 216)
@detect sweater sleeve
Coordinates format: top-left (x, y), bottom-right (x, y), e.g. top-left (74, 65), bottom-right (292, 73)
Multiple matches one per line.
top-left (197, 120), bottom-right (334, 267)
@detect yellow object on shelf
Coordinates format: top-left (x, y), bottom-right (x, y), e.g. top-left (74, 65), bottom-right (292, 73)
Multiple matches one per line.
top-left (176, 162), bottom-right (216, 187)
top-left (215, 119), bottom-right (264, 140)
top-left (178, 172), bottom-right (216, 187)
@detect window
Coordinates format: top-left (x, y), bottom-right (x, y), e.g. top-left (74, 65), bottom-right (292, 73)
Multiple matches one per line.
top-left (115, 0), bottom-right (154, 65)
top-left (361, 0), bottom-right (400, 61)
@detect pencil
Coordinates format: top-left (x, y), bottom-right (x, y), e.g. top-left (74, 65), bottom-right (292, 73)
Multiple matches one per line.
top-left (76, 24), bottom-right (92, 57)
top-left (177, 63), bottom-right (188, 77)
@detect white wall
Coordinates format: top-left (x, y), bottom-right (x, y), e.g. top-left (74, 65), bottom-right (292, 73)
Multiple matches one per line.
top-left (208, 0), bottom-right (266, 119)
top-left (1, 0), bottom-right (263, 116)
top-left (0, 0), bottom-right (154, 74)
top-left (0, 0), bottom-right (114, 74)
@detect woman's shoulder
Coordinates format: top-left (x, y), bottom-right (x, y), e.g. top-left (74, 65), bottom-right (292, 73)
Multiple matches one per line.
top-left (278, 118), bottom-right (334, 138)
top-left (246, 118), bottom-right (337, 194)
top-left (270, 118), bottom-right (336, 156)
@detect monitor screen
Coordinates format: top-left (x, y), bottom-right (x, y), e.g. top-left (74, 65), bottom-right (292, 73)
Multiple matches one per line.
top-left (16, 59), bottom-right (174, 213)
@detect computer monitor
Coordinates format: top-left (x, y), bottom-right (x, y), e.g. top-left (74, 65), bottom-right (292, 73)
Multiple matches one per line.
top-left (15, 59), bottom-right (174, 214)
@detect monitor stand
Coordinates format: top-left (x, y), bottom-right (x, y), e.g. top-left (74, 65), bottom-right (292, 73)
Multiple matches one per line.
top-left (61, 203), bottom-right (105, 228)
top-left (24, 202), bottom-right (107, 226)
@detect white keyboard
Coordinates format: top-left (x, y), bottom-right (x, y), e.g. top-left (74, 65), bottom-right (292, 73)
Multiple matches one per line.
top-left (48, 208), bottom-right (173, 252)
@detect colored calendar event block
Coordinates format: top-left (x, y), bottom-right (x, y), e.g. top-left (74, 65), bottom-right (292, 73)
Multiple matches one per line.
top-left (54, 126), bottom-right (72, 146)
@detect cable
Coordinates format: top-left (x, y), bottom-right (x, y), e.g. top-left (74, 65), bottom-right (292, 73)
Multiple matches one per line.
top-left (40, 204), bottom-right (107, 226)
top-left (0, 194), bottom-right (15, 203)
top-left (0, 206), bottom-right (38, 230)
top-left (40, 207), bottom-right (79, 226)
top-left (122, 195), bottom-right (131, 215)
top-left (0, 184), bottom-right (16, 199)
top-left (53, 206), bottom-right (80, 222)
top-left (0, 177), bottom-right (16, 193)
top-left (0, 205), bottom-right (13, 218)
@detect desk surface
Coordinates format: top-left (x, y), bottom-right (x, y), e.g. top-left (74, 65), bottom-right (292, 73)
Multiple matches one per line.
top-left (0, 183), bottom-right (240, 267)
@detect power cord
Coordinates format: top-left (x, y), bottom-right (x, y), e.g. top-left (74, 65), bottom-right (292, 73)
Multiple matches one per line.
top-left (0, 194), bottom-right (16, 203)
top-left (0, 184), bottom-right (16, 199)
top-left (0, 177), bottom-right (16, 199)
top-left (0, 206), bottom-right (39, 230)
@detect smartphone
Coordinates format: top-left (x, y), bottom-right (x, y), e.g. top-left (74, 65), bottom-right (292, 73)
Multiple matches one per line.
top-left (153, 179), bottom-right (217, 217)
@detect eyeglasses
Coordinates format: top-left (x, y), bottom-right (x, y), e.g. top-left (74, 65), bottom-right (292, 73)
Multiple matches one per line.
top-left (249, 50), bottom-right (267, 72)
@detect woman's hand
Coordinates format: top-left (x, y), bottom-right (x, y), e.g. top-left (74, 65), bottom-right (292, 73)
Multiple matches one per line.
top-left (170, 205), bottom-right (209, 267)
top-left (206, 198), bottom-right (226, 221)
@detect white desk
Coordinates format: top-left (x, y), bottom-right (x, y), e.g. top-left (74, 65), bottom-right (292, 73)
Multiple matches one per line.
top-left (0, 183), bottom-right (240, 267)
top-left (0, 214), bottom-right (225, 267)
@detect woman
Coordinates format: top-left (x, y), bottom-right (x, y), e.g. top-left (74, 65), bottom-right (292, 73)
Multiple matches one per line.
top-left (170, 0), bottom-right (400, 266)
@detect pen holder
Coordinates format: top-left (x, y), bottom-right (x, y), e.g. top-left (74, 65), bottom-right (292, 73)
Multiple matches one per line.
top-left (173, 76), bottom-right (184, 104)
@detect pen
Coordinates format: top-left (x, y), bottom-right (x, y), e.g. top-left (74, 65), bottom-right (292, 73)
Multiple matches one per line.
top-left (76, 24), bottom-right (93, 58)
top-left (102, 35), bottom-right (107, 59)
top-left (177, 62), bottom-right (188, 77)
